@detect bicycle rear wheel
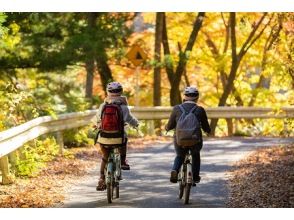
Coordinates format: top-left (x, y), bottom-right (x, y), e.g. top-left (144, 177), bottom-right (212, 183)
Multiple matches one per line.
top-left (184, 183), bottom-right (191, 204)
top-left (107, 182), bottom-right (113, 203)
top-left (115, 183), bottom-right (119, 198)
top-left (178, 181), bottom-right (184, 199)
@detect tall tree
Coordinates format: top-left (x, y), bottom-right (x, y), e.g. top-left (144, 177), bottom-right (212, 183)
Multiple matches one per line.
top-left (153, 12), bottom-right (164, 107)
top-left (162, 12), bottom-right (206, 106)
top-left (209, 12), bottom-right (270, 135)
top-left (153, 12), bottom-right (164, 134)
top-left (85, 13), bottom-right (97, 99)
top-left (1, 13), bottom-right (133, 103)
top-left (248, 14), bottom-right (283, 107)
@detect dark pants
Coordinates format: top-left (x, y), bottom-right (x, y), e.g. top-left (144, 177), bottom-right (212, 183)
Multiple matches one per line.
top-left (172, 139), bottom-right (201, 178)
top-left (99, 138), bottom-right (128, 178)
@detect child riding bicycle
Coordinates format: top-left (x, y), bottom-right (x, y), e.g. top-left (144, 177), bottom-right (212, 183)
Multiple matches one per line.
top-left (94, 82), bottom-right (139, 191)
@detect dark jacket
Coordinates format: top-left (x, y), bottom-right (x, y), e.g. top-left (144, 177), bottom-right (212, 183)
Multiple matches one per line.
top-left (166, 101), bottom-right (211, 147)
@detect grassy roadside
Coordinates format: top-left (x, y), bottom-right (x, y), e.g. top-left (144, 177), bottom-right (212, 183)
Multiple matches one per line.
top-left (226, 144), bottom-right (294, 208)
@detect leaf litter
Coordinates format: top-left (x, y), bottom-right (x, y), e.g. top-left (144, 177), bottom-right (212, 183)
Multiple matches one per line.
top-left (0, 136), bottom-right (172, 207)
top-left (226, 144), bottom-right (294, 208)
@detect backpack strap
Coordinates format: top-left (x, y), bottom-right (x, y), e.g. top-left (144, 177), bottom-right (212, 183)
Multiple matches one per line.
top-left (189, 105), bottom-right (198, 114)
top-left (178, 104), bottom-right (187, 114)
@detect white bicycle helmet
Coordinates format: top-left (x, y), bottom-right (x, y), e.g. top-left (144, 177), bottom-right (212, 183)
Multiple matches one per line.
top-left (107, 82), bottom-right (123, 93)
top-left (184, 86), bottom-right (199, 98)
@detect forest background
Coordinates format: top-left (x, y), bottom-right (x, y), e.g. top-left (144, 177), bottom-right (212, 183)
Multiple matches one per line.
top-left (0, 12), bottom-right (293, 177)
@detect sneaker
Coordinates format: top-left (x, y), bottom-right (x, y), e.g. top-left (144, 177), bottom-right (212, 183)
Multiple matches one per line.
top-left (170, 170), bottom-right (178, 183)
top-left (96, 178), bottom-right (106, 191)
top-left (121, 161), bottom-right (130, 170)
top-left (193, 175), bottom-right (201, 184)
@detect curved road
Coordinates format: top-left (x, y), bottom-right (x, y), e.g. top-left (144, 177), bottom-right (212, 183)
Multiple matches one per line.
top-left (62, 137), bottom-right (293, 208)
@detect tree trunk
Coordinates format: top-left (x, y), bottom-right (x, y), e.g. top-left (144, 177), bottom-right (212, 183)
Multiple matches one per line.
top-left (153, 12), bottom-right (163, 107)
top-left (84, 13), bottom-right (97, 100)
top-left (153, 12), bottom-right (164, 135)
top-left (85, 58), bottom-right (95, 99)
top-left (172, 13), bottom-right (205, 106)
top-left (96, 51), bottom-right (113, 94)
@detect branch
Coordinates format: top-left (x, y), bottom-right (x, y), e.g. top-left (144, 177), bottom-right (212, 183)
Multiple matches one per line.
top-left (161, 12), bottom-right (175, 83)
top-left (239, 12), bottom-right (268, 58)
top-left (173, 12), bottom-right (205, 84)
top-left (221, 12), bottom-right (228, 28)
top-left (203, 31), bottom-right (219, 56)
top-left (184, 12), bottom-right (205, 52)
top-left (230, 12), bottom-right (238, 64)
top-left (243, 13), bottom-right (273, 55)
top-left (223, 13), bottom-right (230, 53)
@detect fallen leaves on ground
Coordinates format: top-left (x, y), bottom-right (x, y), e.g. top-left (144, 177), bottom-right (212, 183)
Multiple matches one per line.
top-left (226, 144), bottom-right (294, 208)
top-left (128, 135), bottom-right (172, 151)
top-left (0, 146), bottom-right (100, 208)
top-left (0, 136), bottom-right (172, 208)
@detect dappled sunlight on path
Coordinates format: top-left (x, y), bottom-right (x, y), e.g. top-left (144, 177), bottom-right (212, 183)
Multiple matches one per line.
top-left (62, 137), bottom-right (294, 208)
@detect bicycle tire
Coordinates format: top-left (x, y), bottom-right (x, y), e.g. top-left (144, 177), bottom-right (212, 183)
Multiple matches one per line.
top-left (184, 183), bottom-right (191, 204)
top-left (107, 182), bottom-right (112, 203)
top-left (178, 181), bottom-right (184, 199)
top-left (115, 183), bottom-right (119, 198)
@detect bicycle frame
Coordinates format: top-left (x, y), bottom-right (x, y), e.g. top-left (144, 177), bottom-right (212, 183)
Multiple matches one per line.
top-left (105, 146), bottom-right (121, 203)
top-left (178, 148), bottom-right (193, 204)
top-left (106, 147), bottom-right (121, 184)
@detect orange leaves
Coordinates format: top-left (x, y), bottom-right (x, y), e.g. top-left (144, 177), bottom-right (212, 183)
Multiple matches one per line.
top-left (227, 144), bottom-right (294, 207)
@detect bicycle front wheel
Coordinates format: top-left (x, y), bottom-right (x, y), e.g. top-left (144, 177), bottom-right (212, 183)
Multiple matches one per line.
top-left (184, 183), bottom-right (191, 204)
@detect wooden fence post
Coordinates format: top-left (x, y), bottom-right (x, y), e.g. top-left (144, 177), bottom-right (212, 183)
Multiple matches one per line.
top-left (56, 131), bottom-right (64, 155)
top-left (0, 156), bottom-right (14, 185)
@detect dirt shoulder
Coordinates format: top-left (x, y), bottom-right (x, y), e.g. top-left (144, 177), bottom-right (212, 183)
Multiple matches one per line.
top-left (226, 144), bottom-right (294, 208)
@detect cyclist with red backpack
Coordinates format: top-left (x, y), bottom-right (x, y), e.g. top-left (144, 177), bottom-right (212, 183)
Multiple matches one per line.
top-left (165, 86), bottom-right (211, 185)
top-left (94, 82), bottom-right (139, 191)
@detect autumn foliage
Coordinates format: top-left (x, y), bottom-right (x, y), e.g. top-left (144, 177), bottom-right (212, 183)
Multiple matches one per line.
top-left (227, 144), bottom-right (294, 208)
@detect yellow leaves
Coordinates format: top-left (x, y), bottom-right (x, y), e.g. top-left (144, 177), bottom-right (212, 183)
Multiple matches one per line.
top-left (1, 22), bottom-right (21, 49)
top-left (9, 22), bottom-right (20, 35)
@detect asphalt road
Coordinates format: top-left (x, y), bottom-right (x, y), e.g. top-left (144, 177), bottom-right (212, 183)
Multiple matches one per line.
top-left (62, 137), bottom-right (293, 208)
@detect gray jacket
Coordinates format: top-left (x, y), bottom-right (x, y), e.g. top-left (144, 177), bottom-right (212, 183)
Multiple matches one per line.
top-left (94, 96), bottom-right (139, 132)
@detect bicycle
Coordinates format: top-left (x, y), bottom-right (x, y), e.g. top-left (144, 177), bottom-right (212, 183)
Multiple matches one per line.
top-left (105, 146), bottom-right (121, 203)
top-left (178, 148), bottom-right (194, 204)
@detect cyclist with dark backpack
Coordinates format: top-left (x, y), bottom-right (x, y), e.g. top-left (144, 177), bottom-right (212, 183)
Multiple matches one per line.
top-left (94, 82), bottom-right (139, 191)
top-left (165, 86), bottom-right (211, 185)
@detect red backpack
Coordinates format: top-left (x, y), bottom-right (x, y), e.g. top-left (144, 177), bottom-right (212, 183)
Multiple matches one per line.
top-left (97, 103), bottom-right (124, 146)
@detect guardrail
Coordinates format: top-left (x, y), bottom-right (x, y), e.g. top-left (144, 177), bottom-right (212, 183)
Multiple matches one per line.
top-left (1, 106), bottom-right (293, 184)
top-left (129, 106), bottom-right (294, 119)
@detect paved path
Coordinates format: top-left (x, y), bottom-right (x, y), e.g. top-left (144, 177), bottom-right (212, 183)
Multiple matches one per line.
top-left (62, 137), bottom-right (293, 208)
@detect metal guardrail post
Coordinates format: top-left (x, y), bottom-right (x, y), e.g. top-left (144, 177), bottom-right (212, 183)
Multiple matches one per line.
top-left (8, 150), bottom-right (17, 174)
top-left (56, 131), bottom-right (64, 155)
top-left (146, 120), bottom-right (155, 136)
top-left (0, 155), bottom-right (14, 185)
